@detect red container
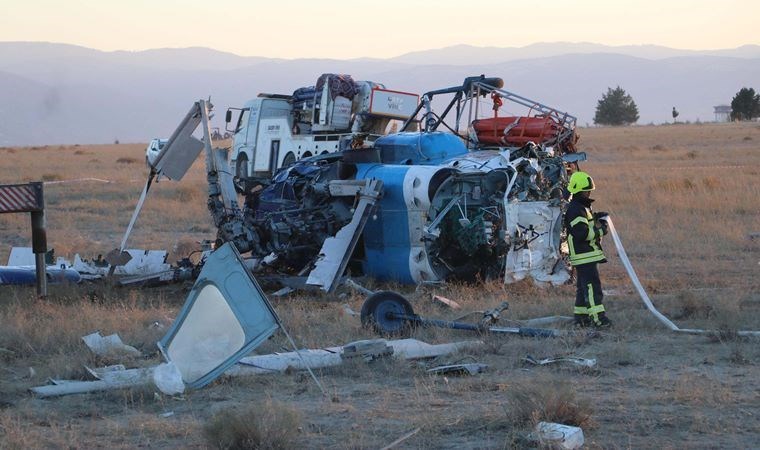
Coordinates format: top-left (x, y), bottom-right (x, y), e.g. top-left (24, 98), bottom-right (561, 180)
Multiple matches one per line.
top-left (472, 116), bottom-right (561, 146)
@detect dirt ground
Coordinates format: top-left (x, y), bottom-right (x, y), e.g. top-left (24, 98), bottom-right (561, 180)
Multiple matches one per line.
top-left (1, 122), bottom-right (759, 449)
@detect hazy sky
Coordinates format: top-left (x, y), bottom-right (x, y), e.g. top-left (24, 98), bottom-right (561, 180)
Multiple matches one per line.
top-left (2, 0), bottom-right (758, 58)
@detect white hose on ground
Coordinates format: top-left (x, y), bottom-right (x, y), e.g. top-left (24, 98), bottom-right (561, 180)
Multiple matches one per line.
top-left (606, 218), bottom-right (760, 337)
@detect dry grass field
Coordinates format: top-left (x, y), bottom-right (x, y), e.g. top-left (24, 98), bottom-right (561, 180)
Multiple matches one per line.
top-left (1, 122), bottom-right (759, 449)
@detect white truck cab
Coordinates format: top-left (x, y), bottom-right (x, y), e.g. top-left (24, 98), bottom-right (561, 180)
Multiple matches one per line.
top-left (226, 74), bottom-right (419, 181)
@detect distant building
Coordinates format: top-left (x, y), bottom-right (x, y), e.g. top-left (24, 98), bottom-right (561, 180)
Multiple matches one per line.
top-left (714, 105), bottom-right (732, 122)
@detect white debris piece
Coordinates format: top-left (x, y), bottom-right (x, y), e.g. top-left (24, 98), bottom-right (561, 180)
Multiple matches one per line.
top-left (535, 422), bottom-right (584, 449)
top-left (230, 338), bottom-right (482, 376)
top-left (153, 362), bottom-right (185, 395)
top-left (503, 201), bottom-right (570, 285)
top-left (8, 247), bottom-right (72, 269)
top-left (432, 295), bottom-right (462, 309)
top-left (30, 367), bottom-right (154, 397)
top-left (523, 355), bottom-right (597, 368)
top-left (72, 250), bottom-right (170, 277)
top-left (82, 331), bottom-right (142, 358)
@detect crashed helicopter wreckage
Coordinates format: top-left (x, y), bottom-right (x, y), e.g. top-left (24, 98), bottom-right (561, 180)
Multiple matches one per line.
top-left (122, 75), bottom-right (584, 291)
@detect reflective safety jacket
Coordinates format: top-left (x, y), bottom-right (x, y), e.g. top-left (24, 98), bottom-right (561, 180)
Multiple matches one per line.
top-left (564, 196), bottom-right (607, 266)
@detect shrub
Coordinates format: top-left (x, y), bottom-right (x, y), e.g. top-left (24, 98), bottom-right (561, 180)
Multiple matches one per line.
top-left (505, 380), bottom-right (593, 428)
top-left (204, 401), bottom-right (301, 450)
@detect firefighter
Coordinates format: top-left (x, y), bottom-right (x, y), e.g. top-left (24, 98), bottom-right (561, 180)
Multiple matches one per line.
top-left (565, 171), bottom-right (612, 327)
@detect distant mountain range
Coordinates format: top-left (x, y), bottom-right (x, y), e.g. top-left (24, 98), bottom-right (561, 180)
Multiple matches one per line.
top-left (1, 41), bottom-right (759, 146)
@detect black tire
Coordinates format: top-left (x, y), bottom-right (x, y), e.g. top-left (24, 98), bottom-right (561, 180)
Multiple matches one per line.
top-left (360, 291), bottom-right (415, 335)
top-left (282, 152), bottom-right (296, 168)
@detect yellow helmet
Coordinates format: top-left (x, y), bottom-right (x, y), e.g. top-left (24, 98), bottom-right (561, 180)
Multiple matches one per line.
top-left (567, 171), bottom-right (595, 194)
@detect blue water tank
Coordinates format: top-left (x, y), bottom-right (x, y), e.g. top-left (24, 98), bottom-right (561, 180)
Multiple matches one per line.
top-left (373, 132), bottom-right (468, 165)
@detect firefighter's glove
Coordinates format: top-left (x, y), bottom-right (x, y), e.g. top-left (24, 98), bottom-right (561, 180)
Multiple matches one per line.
top-left (597, 217), bottom-right (609, 235)
top-left (593, 211), bottom-right (609, 220)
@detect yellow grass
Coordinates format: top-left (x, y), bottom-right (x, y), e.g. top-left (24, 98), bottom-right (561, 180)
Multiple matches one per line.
top-left (0, 123), bottom-right (759, 448)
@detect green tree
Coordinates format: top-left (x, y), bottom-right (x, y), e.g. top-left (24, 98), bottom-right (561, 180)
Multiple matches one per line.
top-left (593, 86), bottom-right (640, 126)
top-left (730, 87), bottom-right (760, 121)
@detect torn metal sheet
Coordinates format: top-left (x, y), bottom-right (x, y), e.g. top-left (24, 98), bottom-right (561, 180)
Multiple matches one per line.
top-left (306, 179), bottom-right (383, 292)
top-left (151, 102), bottom-right (205, 181)
top-left (85, 364), bottom-right (126, 381)
top-left (82, 332), bottom-right (141, 358)
top-left (523, 355), bottom-right (597, 368)
top-left (229, 338), bottom-right (483, 376)
top-left (73, 250), bottom-right (170, 277)
top-left (503, 201), bottom-right (569, 285)
top-left (158, 242), bottom-right (280, 389)
top-left (8, 247), bottom-right (57, 266)
top-left (340, 339), bottom-right (393, 361)
top-left (426, 363), bottom-right (488, 375)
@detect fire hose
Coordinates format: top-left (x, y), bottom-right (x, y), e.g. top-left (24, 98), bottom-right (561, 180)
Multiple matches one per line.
top-left (606, 218), bottom-right (760, 337)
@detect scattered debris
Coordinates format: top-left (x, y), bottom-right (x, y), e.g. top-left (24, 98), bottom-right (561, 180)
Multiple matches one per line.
top-left (342, 304), bottom-right (360, 317)
top-left (344, 278), bottom-right (375, 296)
top-left (533, 422), bottom-right (584, 449)
top-left (379, 427), bottom-right (421, 450)
top-left (361, 291), bottom-right (566, 338)
top-left (231, 338), bottom-right (483, 376)
top-left (81, 331), bottom-right (141, 358)
top-left (79, 249), bottom-right (171, 278)
top-left (272, 286), bottom-right (295, 297)
top-left (1, 246), bottom-right (199, 287)
top-left (2, 247), bottom-right (80, 286)
top-left (31, 338), bottom-right (482, 398)
top-left (432, 294), bottom-right (462, 310)
top-left (523, 355), bottom-right (597, 368)
top-left (84, 364), bottom-right (126, 381)
top-left (427, 363), bottom-right (488, 376)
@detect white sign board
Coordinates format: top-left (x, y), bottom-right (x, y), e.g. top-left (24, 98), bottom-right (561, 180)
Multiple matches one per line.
top-left (369, 88), bottom-right (419, 119)
top-left (331, 96), bottom-right (352, 129)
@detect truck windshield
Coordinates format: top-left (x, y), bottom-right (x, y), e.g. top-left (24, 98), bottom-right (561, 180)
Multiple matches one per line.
top-left (235, 108), bottom-right (250, 133)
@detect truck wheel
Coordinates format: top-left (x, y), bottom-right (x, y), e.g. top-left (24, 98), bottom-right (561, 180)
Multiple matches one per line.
top-left (282, 152), bottom-right (296, 168)
top-left (236, 154), bottom-right (249, 180)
